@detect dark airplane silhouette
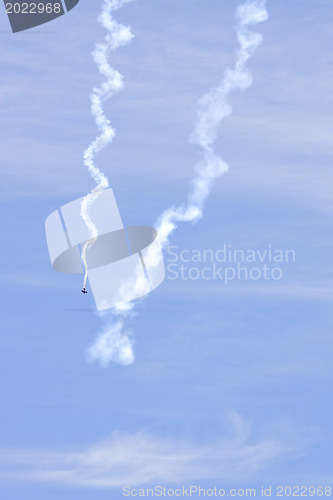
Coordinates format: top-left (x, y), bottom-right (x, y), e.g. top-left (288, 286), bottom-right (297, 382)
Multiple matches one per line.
top-left (81, 288), bottom-right (88, 294)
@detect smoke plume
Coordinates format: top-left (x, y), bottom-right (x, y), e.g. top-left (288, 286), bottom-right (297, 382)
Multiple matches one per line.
top-left (87, 0), bottom-right (268, 367)
top-left (80, 0), bottom-right (134, 289)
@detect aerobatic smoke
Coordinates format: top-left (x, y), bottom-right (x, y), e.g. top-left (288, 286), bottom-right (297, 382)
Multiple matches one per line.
top-left (80, 0), bottom-right (134, 289)
top-left (87, 0), bottom-right (268, 367)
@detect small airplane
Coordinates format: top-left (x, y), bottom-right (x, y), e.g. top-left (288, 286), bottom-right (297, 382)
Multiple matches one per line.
top-left (81, 288), bottom-right (88, 294)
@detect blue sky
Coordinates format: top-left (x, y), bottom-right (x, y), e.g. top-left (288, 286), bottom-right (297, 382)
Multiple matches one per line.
top-left (0, 0), bottom-right (332, 498)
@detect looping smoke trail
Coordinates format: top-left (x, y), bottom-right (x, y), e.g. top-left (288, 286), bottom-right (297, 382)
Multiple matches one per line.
top-left (87, 0), bottom-right (268, 367)
top-left (81, 0), bottom-right (134, 289)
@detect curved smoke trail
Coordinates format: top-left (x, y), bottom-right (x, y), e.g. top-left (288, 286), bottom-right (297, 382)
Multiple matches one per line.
top-left (81, 0), bottom-right (134, 289)
top-left (156, 0), bottom-right (268, 248)
top-left (87, 0), bottom-right (268, 367)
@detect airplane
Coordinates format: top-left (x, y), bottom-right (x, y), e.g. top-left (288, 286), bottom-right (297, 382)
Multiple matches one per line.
top-left (81, 288), bottom-right (88, 294)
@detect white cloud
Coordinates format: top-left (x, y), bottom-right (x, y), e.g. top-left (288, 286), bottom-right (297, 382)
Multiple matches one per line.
top-left (0, 414), bottom-right (316, 488)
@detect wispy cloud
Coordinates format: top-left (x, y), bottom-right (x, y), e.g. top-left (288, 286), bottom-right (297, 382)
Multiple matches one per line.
top-left (0, 414), bottom-right (316, 488)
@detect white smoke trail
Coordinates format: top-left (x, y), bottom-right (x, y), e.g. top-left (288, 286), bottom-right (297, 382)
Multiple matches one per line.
top-left (80, 0), bottom-right (134, 289)
top-left (87, 317), bottom-right (135, 366)
top-left (87, 0), bottom-right (268, 367)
